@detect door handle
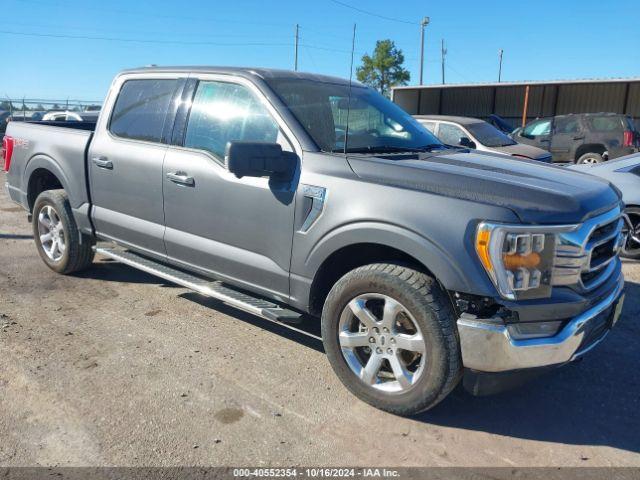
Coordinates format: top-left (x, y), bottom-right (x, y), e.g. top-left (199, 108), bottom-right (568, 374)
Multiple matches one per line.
top-left (573, 135), bottom-right (585, 141)
top-left (92, 156), bottom-right (113, 169)
top-left (166, 171), bottom-right (195, 186)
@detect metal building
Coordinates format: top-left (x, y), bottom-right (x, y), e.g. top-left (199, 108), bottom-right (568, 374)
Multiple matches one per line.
top-left (392, 78), bottom-right (640, 129)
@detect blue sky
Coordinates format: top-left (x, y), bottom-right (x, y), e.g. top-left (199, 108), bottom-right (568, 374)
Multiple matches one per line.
top-left (2, 0), bottom-right (639, 101)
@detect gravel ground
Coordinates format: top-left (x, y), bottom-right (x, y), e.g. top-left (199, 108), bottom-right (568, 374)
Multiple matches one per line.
top-left (1, 171), bottom-right (639, 467)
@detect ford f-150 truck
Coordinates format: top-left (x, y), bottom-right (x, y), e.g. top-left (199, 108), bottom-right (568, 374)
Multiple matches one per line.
top-left (2, 67), bottom-right (627, 415)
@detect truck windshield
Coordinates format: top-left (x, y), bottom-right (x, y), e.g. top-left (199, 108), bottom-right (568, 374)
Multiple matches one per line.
top-left (267, 79), bottom-right (443, 153)
top-left (466, 122), bottom-right (517, 148)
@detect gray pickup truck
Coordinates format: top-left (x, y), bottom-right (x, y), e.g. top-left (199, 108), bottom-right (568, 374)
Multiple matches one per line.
top-left (2, 67), bottom-right (627, 415)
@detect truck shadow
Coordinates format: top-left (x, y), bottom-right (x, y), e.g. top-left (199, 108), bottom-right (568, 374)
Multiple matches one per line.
top-left (420, 280), bottom-right (640, 454)
top-left (75, 260), bottom-right (180, 287)
top-left (179, 291), bottom-right (325, 353)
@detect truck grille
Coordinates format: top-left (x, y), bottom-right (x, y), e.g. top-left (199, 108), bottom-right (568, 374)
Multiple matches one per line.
top-left (553, 207), bottom-right (623, 291)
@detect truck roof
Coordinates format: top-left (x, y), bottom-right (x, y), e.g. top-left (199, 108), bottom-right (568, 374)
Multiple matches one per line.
top-left (118, 66), bottom-right (358, 87)
top-left (414, 115), bottom-right (485, 126)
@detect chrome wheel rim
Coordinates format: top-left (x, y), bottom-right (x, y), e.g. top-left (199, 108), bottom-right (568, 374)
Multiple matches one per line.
top-left (622, 212), bottom-right (640, 256)
top-left (581, 156), bottom-right (599, 164)
top-left (338, 293), bottom-right (426, 393)
top-left (37, 205), bottom-right (66, 261)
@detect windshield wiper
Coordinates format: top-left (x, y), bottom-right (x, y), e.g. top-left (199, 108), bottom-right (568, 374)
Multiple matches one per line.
top-left (333, 144), bottom-right (447, 154)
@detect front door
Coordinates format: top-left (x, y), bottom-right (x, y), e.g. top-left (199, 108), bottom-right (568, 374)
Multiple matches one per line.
top-left (88, 77), bottom-right (180, 255)
top-left (162, 78), bottom-right (299, 302)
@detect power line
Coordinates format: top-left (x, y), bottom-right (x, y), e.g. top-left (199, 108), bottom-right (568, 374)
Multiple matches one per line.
top-left (328, 0), bottom-right (419, 25)
top-left (0, 29), bottom-right (368, 57)
top-left (0, 30), bottom-right (294, 48)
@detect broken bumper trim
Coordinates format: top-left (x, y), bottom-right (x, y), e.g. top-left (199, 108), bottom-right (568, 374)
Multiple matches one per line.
top-left (457, 272), bottom-right (624, 372)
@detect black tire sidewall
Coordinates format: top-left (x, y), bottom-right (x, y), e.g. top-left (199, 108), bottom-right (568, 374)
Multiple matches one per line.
top-left (32, 192), bottom-right (73, 273)
top-left (321, 266), bottom-right (458, 414)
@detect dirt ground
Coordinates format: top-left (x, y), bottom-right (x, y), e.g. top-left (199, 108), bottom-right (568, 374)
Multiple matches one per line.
top-left (1, 171), bottom-right (639, 467)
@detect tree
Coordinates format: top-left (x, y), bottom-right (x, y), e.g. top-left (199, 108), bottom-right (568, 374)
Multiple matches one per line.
top-left (356, 40), bottom-right (410, 97)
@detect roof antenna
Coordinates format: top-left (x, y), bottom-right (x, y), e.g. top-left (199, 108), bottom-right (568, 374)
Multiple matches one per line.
top-left (343, 23), bottom-right (357, 155)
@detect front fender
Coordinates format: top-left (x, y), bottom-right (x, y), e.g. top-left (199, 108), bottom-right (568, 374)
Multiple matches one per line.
top-left (303, 221), bottom-right (494, 296)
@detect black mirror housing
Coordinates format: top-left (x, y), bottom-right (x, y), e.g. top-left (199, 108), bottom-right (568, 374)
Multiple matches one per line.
top-left (225, 142), bottom-right (296, 179)
top-left (459, 136), bottom-right (476, 149)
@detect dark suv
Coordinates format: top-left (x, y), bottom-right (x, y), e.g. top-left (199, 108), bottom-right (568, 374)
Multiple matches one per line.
top-left (512, 113), bottom-right (639, 164)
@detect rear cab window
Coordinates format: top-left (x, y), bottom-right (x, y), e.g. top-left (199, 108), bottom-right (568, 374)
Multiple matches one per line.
top-left (109, 79), bottom-right (179, 143)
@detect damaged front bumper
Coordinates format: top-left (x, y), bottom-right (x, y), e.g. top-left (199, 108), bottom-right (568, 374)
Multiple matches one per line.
top-left (457, 271), bottom-right (625, 374)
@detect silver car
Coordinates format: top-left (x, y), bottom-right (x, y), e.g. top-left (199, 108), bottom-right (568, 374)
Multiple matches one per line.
top-left (415, 115), bottom-right (552, 162)
top-left (570, 153), bottom-right (640, 258)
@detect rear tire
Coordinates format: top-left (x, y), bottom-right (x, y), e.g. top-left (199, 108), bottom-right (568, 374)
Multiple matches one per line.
top-left (321, 263), bottom-right (462, 415)
top-left (576, 152), bottom-right (604, 164)
top-left (32, 189), bottom-right (95, 274)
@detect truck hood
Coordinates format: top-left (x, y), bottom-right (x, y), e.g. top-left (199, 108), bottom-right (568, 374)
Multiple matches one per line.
top-left (490, 143), bottom-right (551, 161)
top-left (347, 150), bottom-right (621, 224)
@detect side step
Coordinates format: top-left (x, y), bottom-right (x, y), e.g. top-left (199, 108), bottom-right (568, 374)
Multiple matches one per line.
top-left (95, 247), bottom-right (304, 325)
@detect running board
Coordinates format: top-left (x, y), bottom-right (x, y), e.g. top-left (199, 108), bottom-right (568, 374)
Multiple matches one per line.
top-left (94, 247), bottom-right (304, 325)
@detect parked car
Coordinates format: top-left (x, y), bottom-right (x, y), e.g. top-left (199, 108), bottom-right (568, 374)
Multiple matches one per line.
top-left (2, 67), bottom-right (626, 415)
top-left (0, 111), bottom-right (10, 135)
top-left (570, 153), bottom-right (640, 258)
top-left (512, 113), bottom-right (640, 164)
top-left (8, 111), bottom-right (45, 122)
top-left (414, 115), bottom-right (552, 162)
top-left (42, 110), bottom-right (100, 122)
top-left (487, 114), bottom-right (515, 134)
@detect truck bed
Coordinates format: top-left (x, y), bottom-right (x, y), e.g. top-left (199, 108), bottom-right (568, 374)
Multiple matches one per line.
top-left (5, 121), bottom-right (93, 221)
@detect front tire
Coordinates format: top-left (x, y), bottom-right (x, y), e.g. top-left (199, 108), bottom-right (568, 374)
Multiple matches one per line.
top-left (33, 189), bottom-right (95, 274)
top-left (321, 263), bottom-right (462, 415)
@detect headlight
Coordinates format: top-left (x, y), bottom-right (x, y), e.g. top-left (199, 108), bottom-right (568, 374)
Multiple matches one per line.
top-left (475, 222), bottom-right (577, 300)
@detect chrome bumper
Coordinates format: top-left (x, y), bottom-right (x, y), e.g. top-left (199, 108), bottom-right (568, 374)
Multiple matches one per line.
top-left (457, 273), bottom-right (625, 372)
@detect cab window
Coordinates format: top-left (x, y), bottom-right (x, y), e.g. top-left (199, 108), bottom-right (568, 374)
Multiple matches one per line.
top-left (184, 80), bottom-right (280, 160)
top-left (438, 123), bottom-right (466, 145)
top-left (110, 79), bottom-right (179, 143)
top-left (554, 117), bottom-right (581, 134)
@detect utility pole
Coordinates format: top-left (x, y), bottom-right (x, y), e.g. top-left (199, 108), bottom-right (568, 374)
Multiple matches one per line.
top-left (419, 16), bottom-right (430, 85)
top-left (498, 48), bottom-right (504, 83)
top-left (294, 24), bottom-right (299, 71)
top-left (441, 38), bottom-right (447, 84)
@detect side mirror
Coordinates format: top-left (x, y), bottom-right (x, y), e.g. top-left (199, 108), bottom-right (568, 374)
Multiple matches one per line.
top-left (459, 136), bottom-right (476, 149)
top-left (225, 142), bottom-right (296, 179)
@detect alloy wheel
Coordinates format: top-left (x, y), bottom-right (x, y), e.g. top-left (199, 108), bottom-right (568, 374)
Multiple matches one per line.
top-left (338, 293), bottom-right (426, 393)
top-left (37, 205), bottom-right (66, 261)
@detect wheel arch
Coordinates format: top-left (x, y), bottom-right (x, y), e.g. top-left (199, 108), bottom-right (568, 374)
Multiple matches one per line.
top-left (575, 143), bottom-right (607, 162)
top-left (303, 222), bottom-right (477, 316)
top-left (25, 155), bottom-right (71, 211)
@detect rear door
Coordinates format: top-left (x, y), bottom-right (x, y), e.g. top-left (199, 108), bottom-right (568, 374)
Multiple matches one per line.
top-left (550, 116), bottom-right (583, 163)
top-left (161, 75), bottom-right (300, 301)
top-left (88, 74), bottom-right (182, 255)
